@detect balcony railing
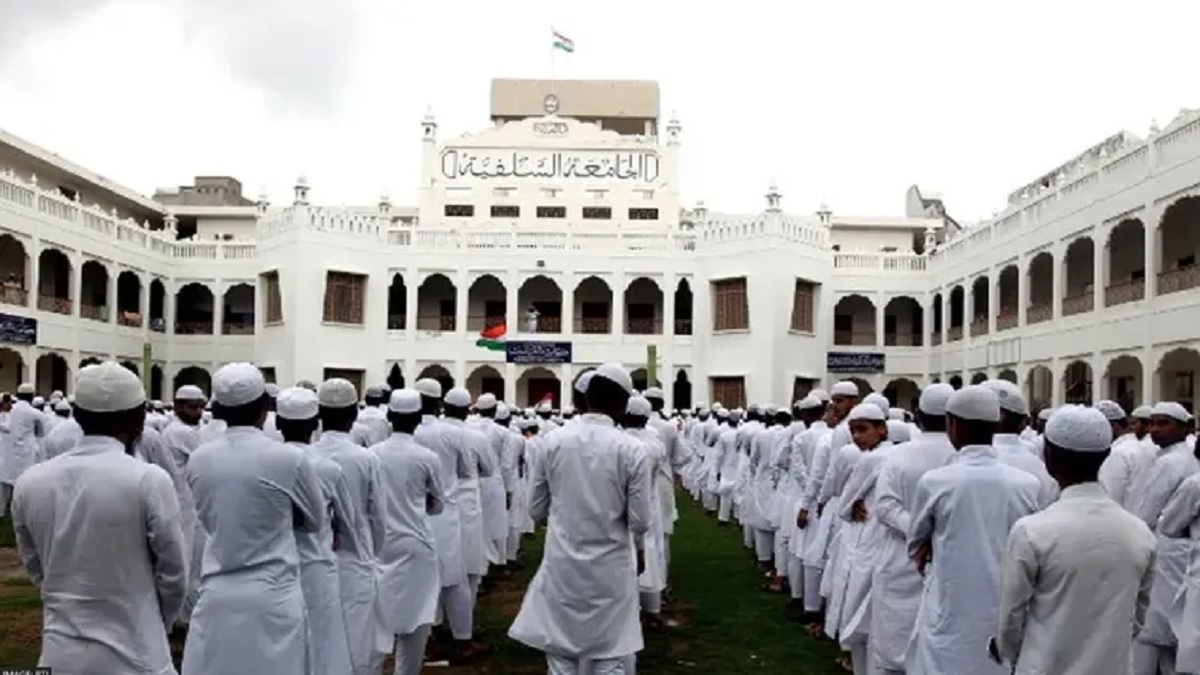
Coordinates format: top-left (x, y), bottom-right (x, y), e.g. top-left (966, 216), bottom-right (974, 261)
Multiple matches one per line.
top-left (947, 325), bottom-right (963, 342)
top-left (930, 332), bottom-right (942, 346)
top-left (0, 286), bottom-right (27, 307)
top-left (525, 316), bottom-right (562, 333)
top-left (175, 321), bottom-right (214, 335)
top-left (969, 318), bottom-right (988, 337)
top-left (1027, 303), bottom-right (1052, 324)
top-left (1157, 264), bottom-right (1200, 296)
top-left (467, 314), bottom-right (507, 332)
top-left (388, 314), bottom-right (406, 330)
top-left (222, 321), bottom-right (255, 335)
top-left (996, 310), bottom-right (1018, 331)
top-left (38, 295), bottom-right (71, 315)
top-left (81, 304), bottom-right (109, 322)
top-left (575, 318), bottom-right (611, 334)
top-left (1104, 279), bottom-right (1144, 307)
top-left (417, 315), bottom-right (456, 332)
top-left (884, 333), bottom-right (923, 347)
top-left (150, 317), bottom-right (166, 333)
top-left (625, 318), bottom-right (661, 335)
top-left (1062, 292), bottom-right (1094, 317)
top-left (117, 311), bottom-right (142, 328)
top-left (833, 330), bottom-right (876, 346)
top-left (674, 318), bottom-right (693, 335)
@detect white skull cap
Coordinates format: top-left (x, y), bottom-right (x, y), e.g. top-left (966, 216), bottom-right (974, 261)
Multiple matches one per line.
top-left (1045, 405), bottom-right (1113, 452)
top-left (574, 371), bottom-right (596, 394)
top-left (415, 378), bottom-right (442, 398)
top-left (1094, 400), bottom-right (1127, 422)
top-left (593, 363), bottom-right (633, 395)
top-left (811, 388), bottom-right (830, 402)
top-left (1132, 405), bottom-right (1153, 419)
top-left (643, 386), bottom-right (664, 400)
top-left (945, 385), bottom-right (1001, 423)
top-left (798, 395), bottom-right (823, 410)
top-left (887, 419), bottom-right (912, 443)
top-left (495, 401), bottom-right (511, 420)
top-left (918, 383), bottom-right (954, 415)
top-left (388, 389), bottom-right (421, 414)
top-left (1151, 401), bottom-right (1191, 423)
top-left (212, 362), bottom-right (266, 407)
top-left (982, 380), bottom-right (1029, 415)
top-left (264, 382), bottom-right (280, 398)
top-left (830, 381), bottom-right (860, 398)
top-left (317, 378), bottom-right (358, 408)
top-left (888, 407), bottom-right (906, 420)
top-left (365, 384), bottom-right (385, 398)
top-left (864, 393), bottom-right (890, 418)
top-left (716, 408), bottom-right (730, 418)
top-left (50, 389), bottom-right (64, 400)
top-left (277, 387), bottom-right (319, 420)
top-left (54, 399), bottom-right (71, 412)
top-left (847, 403), bottom-right (886, 422)
top-left (32, 396), bottom-right (44, 406)
top-left (476, 393), bottom-right (498, 410)
top-left (174, 384), bottom-right (205, 401)
top-left (16, 383), bottom-right (34, 395)
top-left (748, 402), bottom-right (761, 412)
top-left (74, 362), bottom-right (146, 413)
top-left (444, 387), bottom-right (471, 408)
top-left (764, 404), bottom-right (778, 414)
top-left (626, 395), bottom-right (652, 416)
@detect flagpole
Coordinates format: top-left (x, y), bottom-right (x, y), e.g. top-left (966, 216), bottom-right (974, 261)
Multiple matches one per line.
top-left (549, 26), bottom-right (557, 102)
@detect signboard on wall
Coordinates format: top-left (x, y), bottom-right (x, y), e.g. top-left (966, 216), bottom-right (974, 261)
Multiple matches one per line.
top-left (826, 351), bottom-right (885, 374)
top-left (506, 341), bottom-right (572, 365)
top-left (440, 148), bottom-right (660, 183)
top-left (0, 313), bottom-right (36, 346)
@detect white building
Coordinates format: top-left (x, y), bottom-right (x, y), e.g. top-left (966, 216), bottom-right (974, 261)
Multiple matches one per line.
top-left (0, 79), bottom-right (1196, 414)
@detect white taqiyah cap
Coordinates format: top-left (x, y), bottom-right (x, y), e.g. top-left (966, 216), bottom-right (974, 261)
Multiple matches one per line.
top-left (798, 395), bottom-right (823, 410)
top-left (811, 388), bottom-right (830, 402)
top-left (277, 387), bottom-right (319, 420)
top-left (74, 362), bottom-right (146, 413)
top-left (644, 386), bottom-right (664, 400)
top-left (152, 400), bottom-right (164, 409)
top-left (887, 419), bottom-right (912, 443)
top-left (50, 390), bottom-right (63, 400)
top-left (562, 405), bottom-right (575, 415)
top-left (847, 403), bottom-right (886, 422)
top-left (864, 393), bottom-right (890, 418)
top-left (831, 381), bottom-right (860, 398)
top-left (983, 380), bottom-right (1029, 416)
top-left (593, 362), bottom-right (634, 395)
top-left (626, 395), bottom-right (652, 416)
top-left (695, 400), bottom-right (708, 409)
top-left (535, 400), bottom-right (553, 413)
top-left (1045, 405), bottom-right (1113, 452)
top-left (716, 408), bottom-right (730, 419)
top-left (476, 393), bottom-right (497, 410)
top-left (264, 382), bottom-right (280, 398)
top-left (54, 399), bottom-right (71, 412)
top-left (1152, 401), bottom-right (1191, 423)
top-left (945, 385), bottom-right (1001, 423)
top-left (415, 378), bottom-right (442, 398)
top-left (495, 402), bottom-right (511, 420)
top-left (295, 379), bottom-right (317, 392)
top-left (365, 384), bottom-right (385, 398)
top-left (1132, 405), bottom-right (1153, 419)
top-left (748, 402), bottom-right (761, 413)
top-left (388, 389), bottom-right (421, 414)
top-left (32, 396), bottom-right (44, 406)
top-left (212, 362), bottom-right (266, 407)
top-left (174, 384), bottom-right (205, 401)
top-left (574, 371), bottom-right (596, 394)
top-left (16, 383), bottom-right (34, 395)
top-left (1094, 400), bottom-right (1127, 422)
top-left (318, 378), bottom-right (358, 408)
top-left (764, 404), bottom-right (778, 415)
top-left (444, 387), bottom-right (471, 408)
top-left (917, 383), bottom-right (954, 416)
top-left (888, 408), bottom-right (906, 420)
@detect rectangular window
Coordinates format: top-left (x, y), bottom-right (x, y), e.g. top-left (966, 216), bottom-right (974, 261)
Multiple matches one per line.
top-left (490, 205), bottom-right (519, 218)
top-left (711, 277), bottom-right (749, 331)
top-left (536, 205), bottom-right (566, 218)
top-left (259, 367), bottom-right (277, 384)
top-left (628, 207), bottom-right (659, 221)
top-left (583, 206), bottom-right (612, 220)
top-left (261, 271), bottom-right (283, 324)
top-left (444, 204), bottom-right (474, 217)
top-left (322, 271), bottom-right (366, 325)
top-left (322, 368), bottom-right (364, 400)
top-left (790, 280), bottom-right (816, 332)
top-left (711, 376), bottom-right (746, 410)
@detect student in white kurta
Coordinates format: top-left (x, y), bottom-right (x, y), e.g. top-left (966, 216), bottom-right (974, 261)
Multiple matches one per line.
top-left (982, 380), bottom-right (1059, 508)
top-left (992, 405), bottom-right (1156, 675)
top-left (906, 385), bottom-right (1041, 675)
top-left (353, 385), bottom-right (393, 448)
top-left (442, 388), bottom-right (495, 636)
top-left (276, 387), bottom-right (356, 675)
top-left (624, 394), bottom-right (668, 620)
top-left (715, 411), bottom-right (741, 523)
top-left (1131, 401), bottom-right (1199, 675)
top-left (0, 382), bottom-right (44, 517)
top-left (644, 387), bottom-right (683, 575)
top-left (509, 363), bottom-right (652, 675)
top-left (373, 389), bottom-right (447, 675)
top-left (470, 393), bottom-right (514, 571)
top-left (1096, 400), bottom-right (1156, 512)
top-left (13, 362), bottom-right (188, 675)
top-left (870, 383), bottom-right (956, 675)
top-left (261, 383), bottom-right (283, 442)
top-left (1159, 461), bottom-right (1200, 674)
top-left (496, 403), bottom-right (530, 564)
top-left (161, 384), bottom-right (206, 625)
top-left (778, 395), bottom-right (823, 616)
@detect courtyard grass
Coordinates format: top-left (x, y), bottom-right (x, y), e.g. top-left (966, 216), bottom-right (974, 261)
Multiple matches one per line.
top-left (0, 492), bottom-right (844, 673)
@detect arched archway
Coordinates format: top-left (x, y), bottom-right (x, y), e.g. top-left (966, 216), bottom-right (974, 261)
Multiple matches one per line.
top-left (467, 275), bottom-right (506, 333)
top-left (222, 283), bottom-right (255, 334)
top-left (997, 369), bottom-right (1018, 384)
top-left (0, 348), bottom-right (23, 393)
top-left (970, 372), bottom-right (988, 385)
top-left (624, 277), bottom-right (663, 335)
top-left (387, 274), bottom-right (407, 330)
top-left (1105, 354), bottom-right (1143, 412)
top-left (175, 283), bottom-right (214, 334)
top-left (79, 356), bottom-right (101, 369)
top-left (150, 364), bottom-right (165, 401)
top-left (1026, 365), bottom-right (1052, 409)
top-left (883, 296), bottom-right (923, 346)
top-left (0, 234), bottom-right (29, 306)
top-left (116, 270), bottom-right (142, 327)
top-left (970, 276), bottom-right (989, 337)
top-left (882, 377), bottom-right (920, 410)
top-left (833, 294), bottom-right (876, 346)
top-left (673, 370), bottom-right (692, 410)
top-left (517, 366), bottom-right (561, 407)
top-left (1157, 197), bottom-right (1200, 296)
top-left (417, 364), bottom-right (455, 394)
top-left (173, 366), bottom-right (211, 396)
top-left (1105, 219), bottom-right (1146, 307)
top-left (947, 285), bottom-right (965, 341)
top-left (573, 276), bottom-right (613, 334)
top-left (35, 353), bottom-right (70, 395)
top-left (517, 275), bottom-right (563, 333)
top-left (387, 363), bottom-right (405, 390)
top-left (1026, 252), bottom-right (1054, 324)
top-left (1062, 360), bottom-right (1093, 405)
top-left (36, 248), bottom-right (72, 314)
top-left (995, 265), bottom-right (1019, 331)
top-left (930, 292), bottom-right (943, 345)
top-left (1062, 238), bottom-right (1095, 316)
top-left (466, 365), bottom-right (504, 400)
top-left (1158, 347), bottom-right (1200, 413)
top-left (149, 279), bottom-right (166, 332)
top-left (80, 260), bottom-right (109, 322)
top-left (417, 274), bottom-right (457, 331)
top-left (674, 279), bottom-right (693, 335)
top-left (120, 361), bottom-right (140, 376)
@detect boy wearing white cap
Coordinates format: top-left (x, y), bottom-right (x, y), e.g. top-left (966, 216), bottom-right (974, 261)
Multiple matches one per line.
top-left (623, 394), bottom-right (668, 624)
top-left (1096, 399), bottom-right (1154, 512)
top-left (181, 363), bottom-right (326, 675)
top-left (992, 406), bottom-right (1155, 675)
top-left (906, 385), bottom-right (1040, 675)
top-left (983, 380), bottom-right (1058, 508)
top-left (161, 383), bottom-right (207, 624)
top-left (0, 381), bottom-right (44, 517)
top-left (471, 393), bottom-right (517, 572)
top-left (13, 362), bottom-right (188, 675)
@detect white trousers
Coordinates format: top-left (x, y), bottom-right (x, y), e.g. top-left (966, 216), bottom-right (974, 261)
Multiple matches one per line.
top-left (439, 579), bottom-right (475, 640)
top-left (718, 495), bottom-right (734, 522)
top-left (663, 534), bottom-right (671, 576)
top-left (393, 624), bottom-right (431, 675)
top-left (788, 555), bottom-right (805, 600)
top-left (1134, 639), bottom-right (1178, 675)
top-left (639, 590), bottom-right (662, 615)
top-left (507, 529), bottom-right (523, 561)
top-left (547, 653), bottom-right (636, 675)
top-left (849, 641), bottom-right (869, 675)
top-left (742, 523), bottom-right (754, 548)
top-left (702, 490), bottom-right (719, 511)
top-left (492, 537), bottom-right (508, 565)
top-left (802, 565), bottom-right (823, 612)
top-left (754, 529), bottom-right (774, 563)
top-left (774, 529), bottom-right (789, 576)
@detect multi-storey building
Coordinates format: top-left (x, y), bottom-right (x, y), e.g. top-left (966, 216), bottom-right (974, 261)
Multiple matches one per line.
top-left (0, 80), bottom-right (1196, 414)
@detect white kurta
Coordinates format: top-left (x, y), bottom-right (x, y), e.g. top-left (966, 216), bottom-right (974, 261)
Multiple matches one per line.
top-left (1160, 471), bottom-right (1200, 672)
top-left (996, 483), bottom-right (1156, 675)
top-left (648, 416), bottom-right (683, 535)
top-left (373, 431), bottom-right (445, 635)
top-left (161, 418), bottom-right (205, 623)
top-left (443, 418), bottom-right (493, 576)
top-left (182, 427), bottom-right (326, 675)
top-left (628, 426), bottom-right (667, 593)
top-left (0, 400), bottom-right (44, 484)
top-left (471, 417), bottom-right (511, 561)
top-left (38, 417), bottom-right (82, 462)
top-left (509, 413), bottom-right (652, 660)
top-left (13, 436), bottom-right (188, 675)
top-left (1099, 432), bottom-right (1155, 511)
top-left (415, 416), bottom-right (470, 589)
top-left (906, 444), bottom-right (1041, 675)
top-left (715, 426), bottom-right (740, 497)
top-left (994, 433), bottom-right (1060, 508)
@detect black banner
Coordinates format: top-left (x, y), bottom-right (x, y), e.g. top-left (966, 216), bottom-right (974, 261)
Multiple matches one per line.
top-left (0, 313), bottom-right (36, 346)
top-left (826, 351), bottom-right (885, 374)
top-left (506, 341), bottom-right (572, 365)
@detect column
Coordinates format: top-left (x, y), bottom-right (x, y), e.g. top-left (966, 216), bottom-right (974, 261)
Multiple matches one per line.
top-left (988, 267), bottom-right (998, 335)
top-left (212, 284), bottom-right (223, 336)
top-left (166, 283), bottom-right (177, 335)
top-left (874, 293), bottom-right (884, 347)
top-left (1141, 345), bottom-right (1156, 405)
top-left (71, 254), bottom-right (83, 318)
top-left (504, 363), bottom-right (517, 403)
top-left (940, 296), bottom-right (948, 345)
top-left (560, 363), bottom-right (575, 407)
top-left (1144, 213), bottom-right (1158, 301)
top-left (1017, 254), bottom-right (1027, 327)
top-left (663, 274), bottom-right (675, 338)
top-left (28, 239), bottom-right (40, 310)
top-left (1090, 353), bottom-right (1104, 403)
top-left (1093, 226), bottom-right (1106, 311)
top-left (964, 284), bottom-right (974, 342)
top-left (405, 276), bottom-right (417, 333)
top-left (454, 271), bottom-right (468, 334)
top-left (505, 271), bottom-right (519, 334)
top-left (108, 264), bottom-right (118, 324)
top-left (611, 273), bottom-right (625, 337)
top-left (1051, 245), bottom-right (1064, 321)
top-left (562, 274), bottom-right (575, 335)
top-left (1050, 358), bottom-right (1063, 406)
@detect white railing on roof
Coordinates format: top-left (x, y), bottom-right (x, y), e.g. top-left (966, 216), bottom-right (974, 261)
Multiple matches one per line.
top-left (385, 227), bottom-right (696, 253)
top-left (834, 252), bottom-right (927, 272)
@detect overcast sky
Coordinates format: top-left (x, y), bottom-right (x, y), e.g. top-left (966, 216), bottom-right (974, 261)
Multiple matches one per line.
top-left (1, 0), bottom-right (1197, 221)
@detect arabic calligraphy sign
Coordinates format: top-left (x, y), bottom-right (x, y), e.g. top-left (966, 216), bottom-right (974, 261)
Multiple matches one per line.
top-left (440, 148), bottom-right (660, 183)
top-left (0, 312), bottom-right (36, 346)
top-left (826, 352), bottom-right (885, 374)
top-left (506, 340), bottom-right (573, 365)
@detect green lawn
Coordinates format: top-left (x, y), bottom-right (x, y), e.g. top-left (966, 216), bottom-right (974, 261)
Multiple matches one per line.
top-left (0, 493), bottom-right (845, 673)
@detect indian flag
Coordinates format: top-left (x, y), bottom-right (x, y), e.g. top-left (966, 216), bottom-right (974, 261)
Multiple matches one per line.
top-left (552, 30), bottom-right (574, 53)
top-left (475, 323), bottom-right (507, 351)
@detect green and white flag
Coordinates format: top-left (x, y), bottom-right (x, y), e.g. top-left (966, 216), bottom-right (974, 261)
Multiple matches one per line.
top-left (552, 29), bottom-right (574, 53)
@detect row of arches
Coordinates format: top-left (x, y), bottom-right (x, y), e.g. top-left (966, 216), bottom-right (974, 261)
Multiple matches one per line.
top-left (0, 235), bottom-right (255, 335)
top-left (0, 351), bottom-right (171, 400)
top-left (388, 273), bottom-right (695, 336)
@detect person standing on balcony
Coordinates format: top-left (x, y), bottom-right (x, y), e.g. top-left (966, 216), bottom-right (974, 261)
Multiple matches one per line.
top-left (0, 382), bottom-right (44, 518)
top-left (525, 306), bottom-right (540, 333)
